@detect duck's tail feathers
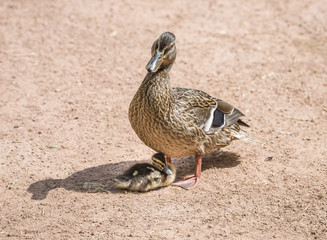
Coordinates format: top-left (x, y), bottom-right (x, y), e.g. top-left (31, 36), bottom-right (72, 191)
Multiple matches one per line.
top-left (237, 119), bottom-right (250, 127)
top-left (225, 108), bottom-right (244, 126)
top-left (231, 126), bottom-right (258, 144)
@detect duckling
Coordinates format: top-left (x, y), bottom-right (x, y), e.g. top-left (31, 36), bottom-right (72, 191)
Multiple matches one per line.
top-left (113, 153), bottom-right (176, 192)
top-left (129, 32), bottom-right (255, 189)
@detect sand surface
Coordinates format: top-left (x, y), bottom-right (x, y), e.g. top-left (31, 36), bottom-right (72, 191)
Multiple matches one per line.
top-left (1, 0), bottom-right (327, 239)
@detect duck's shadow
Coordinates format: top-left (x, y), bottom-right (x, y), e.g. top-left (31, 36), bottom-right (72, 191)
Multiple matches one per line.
top-left (27, 151), bottom-right (240, 200)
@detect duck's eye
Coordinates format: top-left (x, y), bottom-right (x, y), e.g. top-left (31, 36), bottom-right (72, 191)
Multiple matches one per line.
top-left (163, 45), bottom-right (175, 58)
top-left (164, 46), bottom-right (173, 55)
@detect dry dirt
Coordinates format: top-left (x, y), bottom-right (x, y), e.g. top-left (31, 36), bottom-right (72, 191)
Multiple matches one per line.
top-left (1, 0), bottom-right (327, 239)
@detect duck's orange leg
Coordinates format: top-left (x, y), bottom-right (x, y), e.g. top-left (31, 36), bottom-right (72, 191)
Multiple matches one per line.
top-left (173, 154), bottom-right (202, 189)
top-left (166, 156), bottom-right (172, 164)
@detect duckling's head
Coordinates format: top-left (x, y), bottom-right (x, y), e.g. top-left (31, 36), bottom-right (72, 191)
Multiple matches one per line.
top-left (146, 32), bottom-right (176, 73)
top-left (151, 152), bottom-right (173, 175)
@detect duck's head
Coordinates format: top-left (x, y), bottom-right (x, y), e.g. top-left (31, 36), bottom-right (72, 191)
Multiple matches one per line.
top-left (146, 32), bottom-right (176, 73)
top-left (151, 153), bottom-right (173, 175)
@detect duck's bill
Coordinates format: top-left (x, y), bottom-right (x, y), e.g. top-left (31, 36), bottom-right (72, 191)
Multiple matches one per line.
top-left (163, 166), bottom-right (173, 175)
top-left (146, 51), bottom-right (163, 73)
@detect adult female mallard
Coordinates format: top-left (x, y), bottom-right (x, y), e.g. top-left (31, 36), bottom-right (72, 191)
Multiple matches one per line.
top-left (114, 153), bottom-right (176, 192)
top-left (129, 32), bottom-right (255, 189)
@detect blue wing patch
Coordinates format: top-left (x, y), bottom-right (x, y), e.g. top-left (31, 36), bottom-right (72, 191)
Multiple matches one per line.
top-left (212, 109), bottom-right (225, 128)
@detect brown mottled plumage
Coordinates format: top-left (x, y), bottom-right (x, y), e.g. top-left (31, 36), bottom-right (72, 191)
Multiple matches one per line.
top-left (113, 153), bottom-right (176, 192)
top-left (129, 32), bottom-right (255, 189)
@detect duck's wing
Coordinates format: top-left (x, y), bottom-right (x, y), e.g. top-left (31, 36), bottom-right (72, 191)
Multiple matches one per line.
top-left (173, 87), bottom-right (248, 134)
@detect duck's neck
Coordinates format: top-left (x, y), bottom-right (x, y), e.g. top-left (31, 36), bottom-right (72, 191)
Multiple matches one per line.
top-left (141, 70), bottom-right (174, 113)
top-left (145, 70), bottom-right (173, 93)
top-left (160, 63), bottom-right (173, 73)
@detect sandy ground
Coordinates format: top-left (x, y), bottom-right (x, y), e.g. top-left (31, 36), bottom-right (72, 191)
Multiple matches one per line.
top-left (1, 0), bottom-right (327, 239)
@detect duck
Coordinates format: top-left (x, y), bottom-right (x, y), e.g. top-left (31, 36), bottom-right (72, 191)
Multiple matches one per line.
top-left (129, 32), bottom-right (255, 189)
top-left (113, 153), bottom-right (176, 192)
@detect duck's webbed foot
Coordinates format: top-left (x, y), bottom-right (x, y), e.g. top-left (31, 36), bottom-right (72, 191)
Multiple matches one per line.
top-left (173, 176), bottom-right (200, 189)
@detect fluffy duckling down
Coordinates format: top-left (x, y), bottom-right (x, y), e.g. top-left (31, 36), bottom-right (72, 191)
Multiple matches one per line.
top-left (113, 153), bottom-right (176, 192)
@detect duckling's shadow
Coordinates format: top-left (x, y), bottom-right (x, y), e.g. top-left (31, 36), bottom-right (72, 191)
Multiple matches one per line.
top-left (27, 151), bottom-right (240, 200)
top-left (27, 160), bottom-right (140, 200)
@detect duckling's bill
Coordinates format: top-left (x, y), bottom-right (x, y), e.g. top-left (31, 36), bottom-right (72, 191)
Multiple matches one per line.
top-left (163, 166), bottom-right (173, 175)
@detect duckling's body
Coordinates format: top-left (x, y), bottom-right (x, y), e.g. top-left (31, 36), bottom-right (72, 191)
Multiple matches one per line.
top-left (114, 153), bottom-right (176, 192)
top-left (129, 32), bottom-right (255, 189)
